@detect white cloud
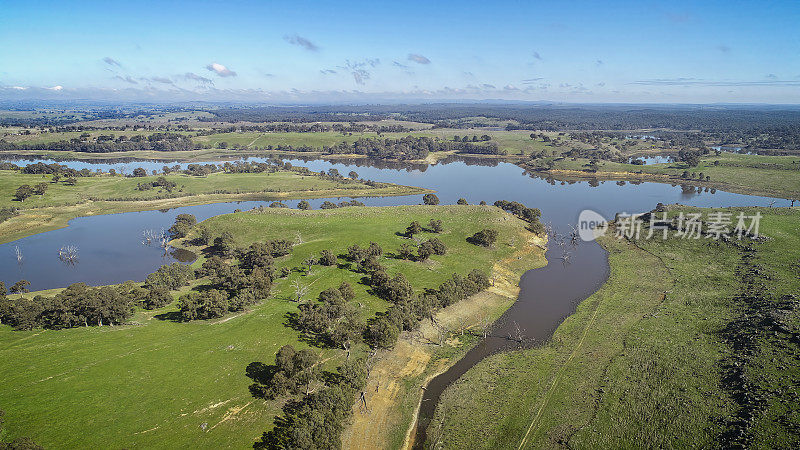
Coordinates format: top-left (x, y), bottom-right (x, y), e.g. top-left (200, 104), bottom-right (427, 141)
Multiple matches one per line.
top-left (205, 62), bottom-right (237, 77)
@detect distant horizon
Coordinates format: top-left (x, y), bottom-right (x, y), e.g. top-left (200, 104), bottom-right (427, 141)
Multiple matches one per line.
top-left (1, 0), bottom-right (798, 104)
top-left (2, 99), bottom-right (800, 109)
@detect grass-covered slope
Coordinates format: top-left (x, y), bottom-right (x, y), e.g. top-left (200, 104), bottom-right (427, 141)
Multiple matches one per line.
top-left (428, 206), bottom-right (800, 449)
top-left (0, 205), bottom-right (535, 449)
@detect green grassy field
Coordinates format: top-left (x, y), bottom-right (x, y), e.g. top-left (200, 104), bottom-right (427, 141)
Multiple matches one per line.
top-left (0, 169), bottom-right (429, 244)
top-left (528, 153), bottom-right (800, 199)
top-left (1, 123), bottom-right (638, 159)
top-left (0, 170), bottom-right (413, 209)
top-left (0, 205), bottom-right (535, 449)
top-left (427, 206), bottom-right (800, 448)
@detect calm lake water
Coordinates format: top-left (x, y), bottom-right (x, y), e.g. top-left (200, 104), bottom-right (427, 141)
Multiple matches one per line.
top-left (0, 155), bottom-right (790, 443)
top-left (628, 155), bottom-right (673, 165)
top-left (1, 156), bottom-right (786, 292)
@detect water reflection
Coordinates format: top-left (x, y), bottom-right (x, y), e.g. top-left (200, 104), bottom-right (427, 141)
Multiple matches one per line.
top-left (1, 156), bottom-right (789, 291)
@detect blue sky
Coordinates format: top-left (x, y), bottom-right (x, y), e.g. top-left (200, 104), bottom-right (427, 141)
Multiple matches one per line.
top-left (1, 0), bottom-right (799, 103)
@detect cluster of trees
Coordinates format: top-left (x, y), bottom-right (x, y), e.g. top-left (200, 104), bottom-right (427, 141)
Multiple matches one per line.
top-left (0, 283), bottom-right (135, 330)
top-left (314, 136), bottom-right (504, 160)
top-left (678, 148), bottom-right (711, 167)
top-left (319, 200), bottom-right (365, 209)
top-left (681, 171), bottom-right (711, 181)
top-left (0, 261), bottom-right (195, 331)
top-left (253, 352), bottom-right (367, 449)
top-left (293, 282), bottom-right (362, 348)
top-left (345, 242), bottom-right (385, 272)
top-left (453, 134), bottom-right (492, 142)
top-left (404, 219), bottom-right (444, 237)
top-left (20, 162), bottom-right (88, 178)
top-left (493, 200), bottom-right (546, 234)
top-left (196, 122), bottom-right (410, 134)
top-left (397, 237), bottom-right (446, 261)
top-left (136, 176), bottom-right (177, 192)
top-left (143, 263), bottom-right (194, 291)
top-left (0, 132), bottom-right (205, 153)
top-left (177, 239), bottom-right (291, 321)
top-left (248, 344), bottom-right (321, 399)
top-left (13, 182), bottom-right (48, 202)
top-left (167, 214), bottom-right (196, 239)
top-left (366, 269), bottom-right (491, 349)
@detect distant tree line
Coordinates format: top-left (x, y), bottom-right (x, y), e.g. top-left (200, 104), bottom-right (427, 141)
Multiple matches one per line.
top-left (195, 122), bottom-right (411, 133)
top-left (0, 132), bottom-right (205, 153)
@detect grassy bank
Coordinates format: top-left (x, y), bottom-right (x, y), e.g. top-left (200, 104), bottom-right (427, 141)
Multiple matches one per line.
top-left (0, 205), bottom-right (538, 449)
top-left (0, 170), bottom-right (430, 243)
top-left (427, 206), bottom-right (800, 448)
top-left (523, 153), bottom-right (800, 199)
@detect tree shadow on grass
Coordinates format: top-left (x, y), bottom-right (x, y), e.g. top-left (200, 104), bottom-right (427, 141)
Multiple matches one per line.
top-left (245, 361), bottom-right (278, 399)
top-left (154, 310), bottom-right (182, 322)
top-left (283, 311), bottom-right (331, 348)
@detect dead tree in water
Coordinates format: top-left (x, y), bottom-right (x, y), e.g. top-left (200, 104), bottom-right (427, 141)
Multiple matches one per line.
top-left (14, 246), bottom-right (23, 264)
top-left (508, 321), bottom-right (525, 347)
top-left (142, 229), bottom-right (159, 246)
top-left (58, 245), bottom-right (79, 264)
top-left (568, 224), bottom-right (580, 246)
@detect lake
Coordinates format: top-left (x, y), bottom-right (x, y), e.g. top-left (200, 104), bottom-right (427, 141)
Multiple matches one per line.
top-left (0, 155), bottom-right (790, 443)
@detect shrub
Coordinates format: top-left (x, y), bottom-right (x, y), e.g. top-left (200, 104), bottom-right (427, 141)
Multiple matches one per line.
top-left (468, 229), bottom-right (498, 247)
top-left (405, 221), bottom-right (423, 236)
top-left (427, 237), bottom-right (447, 255)
top-left (319, 249), bottom-right (337, 266)
top-left (423, 193), bottom-right (440, 205)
